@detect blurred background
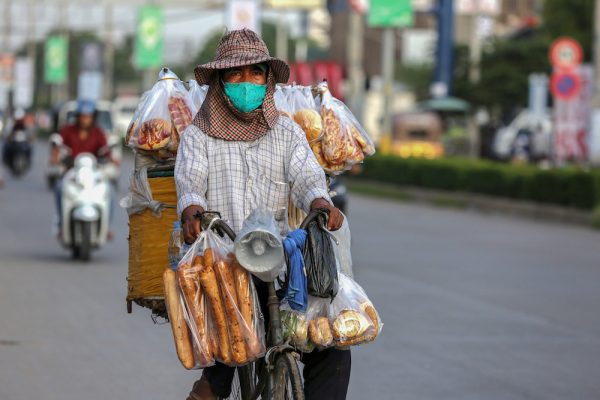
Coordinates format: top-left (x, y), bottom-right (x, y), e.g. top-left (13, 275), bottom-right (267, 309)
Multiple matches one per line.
top-left (1, 1), bottom-right (600, 400)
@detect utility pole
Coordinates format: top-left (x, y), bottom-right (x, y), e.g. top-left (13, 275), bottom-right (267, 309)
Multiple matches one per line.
top-left (590, 0), bottom-right (600, 164)
top-left (103, 2), bottom-right (114, 100)
top-left (275, 12), bottom-right (288, 61)
top-left (3, 0), bottom-right (12, 51)
top-left (347, 8), bottom-right (365, 118)
top-left (433, 0), bottom-right (454, 98)
top-left (468, 9), bottom-right (482, 83)
top-left (380, 27), bottom-right (395, 154)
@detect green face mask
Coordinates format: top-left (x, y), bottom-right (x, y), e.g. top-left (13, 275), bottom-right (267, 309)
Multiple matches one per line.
top-left (223, 82), bottom-right (267, 113)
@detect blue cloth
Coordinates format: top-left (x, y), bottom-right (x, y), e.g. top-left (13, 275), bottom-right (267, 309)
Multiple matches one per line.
top-left (283, 229), bottom-right (308, 312)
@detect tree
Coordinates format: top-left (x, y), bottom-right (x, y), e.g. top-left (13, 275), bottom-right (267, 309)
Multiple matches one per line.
top-left (542, 0), bottom-right (594, 60)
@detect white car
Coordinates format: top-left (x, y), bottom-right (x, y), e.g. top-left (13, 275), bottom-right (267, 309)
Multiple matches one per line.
top-left (113, 96), bottom-right (140, 139)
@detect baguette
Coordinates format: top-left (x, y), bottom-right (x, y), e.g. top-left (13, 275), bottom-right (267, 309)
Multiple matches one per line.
top-left (308, 317), bottom-right (333, 348)
top-left (163, 269), bottom-right (195, 369)
top-left (199, 262), bottom-right (232, 365)
top-left (232, 259), bottom-right (263, 357)
top-left (215, 260), bottom-right (248, 364)
top-left (177, 260), bottom-right (213, 365)
top-left (203, 248), bottom-right (215, 270)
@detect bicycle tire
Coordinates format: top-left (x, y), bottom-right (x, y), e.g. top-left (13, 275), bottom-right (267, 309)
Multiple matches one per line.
top-left (271, 352), bottom-right (304, 400)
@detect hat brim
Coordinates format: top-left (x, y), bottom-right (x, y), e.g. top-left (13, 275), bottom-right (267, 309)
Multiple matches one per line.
top-left (194, 55), bottom-right (290, 85)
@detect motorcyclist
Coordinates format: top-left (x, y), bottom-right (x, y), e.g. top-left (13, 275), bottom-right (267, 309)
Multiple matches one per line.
top-left (54, 100), bottom-right (115, 238)
top-left (2, 109), bottom-right (33, 168)
top-left (59, 100), bottom-right (110, 166)
top-left (176, 29), bottom-right (349, 400)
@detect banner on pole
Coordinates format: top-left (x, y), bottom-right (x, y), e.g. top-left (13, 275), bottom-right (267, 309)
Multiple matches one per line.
top-left (44, 36), bottom-right (68, 84)
top-left (368, 0), bottom-right (413, 27)
top-left (135, 6), bottom-right (164, 69)
top-left (226, 0), bottom-right (260, 34)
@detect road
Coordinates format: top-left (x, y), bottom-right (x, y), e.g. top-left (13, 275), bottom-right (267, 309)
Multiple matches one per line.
top-left (1, 144), bottom-right (600, 400)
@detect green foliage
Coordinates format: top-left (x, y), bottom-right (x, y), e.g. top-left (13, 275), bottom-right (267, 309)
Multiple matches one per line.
top-left (396, 63), bottom-right (434, 101)
top-left (357, 156), bottom-right (600, 210)
top-left (454, 36), bottom-right (551, 112)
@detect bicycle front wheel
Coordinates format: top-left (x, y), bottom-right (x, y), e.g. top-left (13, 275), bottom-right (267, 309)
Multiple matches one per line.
top-left (271, 352), bottom-right (304, 400)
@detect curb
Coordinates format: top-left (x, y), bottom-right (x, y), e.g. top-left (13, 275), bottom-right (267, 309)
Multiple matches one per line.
top-left (347, 180), bottom-right (596, 228)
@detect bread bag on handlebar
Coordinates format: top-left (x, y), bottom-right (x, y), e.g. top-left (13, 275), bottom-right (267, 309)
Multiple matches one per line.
top-left (328, 272), bottom-right (382, 348)
top-left (289, 85), bottom-right (323, 144)
top-left (175, 226), bottom-right (266, 368)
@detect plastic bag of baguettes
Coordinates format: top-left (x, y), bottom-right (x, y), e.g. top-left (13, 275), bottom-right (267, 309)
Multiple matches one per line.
top-left (164, 226), bottom-right (266, 369)
top-left (126, 68), bottom-right (197, 161)
top-left (288, 85), bottom-right (324, 144)
top-left (309, 81), bottom-right (376, 174)
top-left (281, 271), bottom-right (382, 351)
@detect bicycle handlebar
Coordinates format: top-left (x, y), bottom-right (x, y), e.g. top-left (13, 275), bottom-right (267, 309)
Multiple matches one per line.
top-left (195, 207), bottom-right (329, 241)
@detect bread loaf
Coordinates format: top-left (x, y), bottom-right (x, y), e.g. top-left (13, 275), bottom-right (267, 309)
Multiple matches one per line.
top-left (215, 260), bottom-right (248, 365)
top-left (163, 269), bottom-right (195, 369)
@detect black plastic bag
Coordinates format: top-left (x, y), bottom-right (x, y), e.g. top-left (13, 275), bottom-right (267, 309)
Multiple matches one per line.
top-left (302, 211), bottom-right (338, 299)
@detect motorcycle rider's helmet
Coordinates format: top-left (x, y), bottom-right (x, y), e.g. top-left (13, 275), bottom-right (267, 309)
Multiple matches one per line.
top-left (13, 108), bottom-right (25, 121)
top-left (76, 99), bottom-right (96, 116)
top-left (49, 133), bottom-right (63, 147)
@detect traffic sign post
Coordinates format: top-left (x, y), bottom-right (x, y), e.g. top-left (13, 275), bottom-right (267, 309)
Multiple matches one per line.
top-left (551, 71), bottom-right (582, 100)
top-left (549, 37), bottom-right (583, 70)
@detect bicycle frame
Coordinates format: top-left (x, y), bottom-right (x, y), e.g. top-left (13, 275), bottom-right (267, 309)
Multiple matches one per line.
top-left (196, 209), bottom-right (325, 399)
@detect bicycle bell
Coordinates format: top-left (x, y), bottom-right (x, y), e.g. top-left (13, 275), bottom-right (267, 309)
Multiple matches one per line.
top-left (234, 208), bottom-right (284, 282)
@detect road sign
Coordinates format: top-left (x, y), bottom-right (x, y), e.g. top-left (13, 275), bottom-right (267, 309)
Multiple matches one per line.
top-left (135, 6), bottom-right (164, 70)
top-left (551, 71), bottom-right (581, 100)
top-left (549, 37), bottom-right (583, 70)
top-left (44, 36), bottom-right (68, 84)
top-left (368, 0), bottom-right (413, 27)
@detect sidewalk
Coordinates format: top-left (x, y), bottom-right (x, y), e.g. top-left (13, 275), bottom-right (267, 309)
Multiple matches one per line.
top-left (347, 179), bottom-right (598, 228)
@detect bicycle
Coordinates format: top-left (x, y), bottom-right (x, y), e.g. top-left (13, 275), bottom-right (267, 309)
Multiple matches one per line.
top-left (196, 209), bottom-right (324, 400)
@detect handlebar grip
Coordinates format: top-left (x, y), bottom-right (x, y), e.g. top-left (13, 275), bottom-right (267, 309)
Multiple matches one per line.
top-left (299, 208), bottom-right (329, 230)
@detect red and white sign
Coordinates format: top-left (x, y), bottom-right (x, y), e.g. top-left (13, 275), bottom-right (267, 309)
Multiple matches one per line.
top-left (553, 65), bottom-right (594, 163)
top-left (550, 71), bottom-right (581, 100)
top-left (549, 38), bottom-right (583, 70)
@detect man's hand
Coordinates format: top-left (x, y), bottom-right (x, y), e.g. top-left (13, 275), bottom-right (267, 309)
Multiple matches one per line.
top-left (181, 205), bottom-right (204, 244)
top-left (311, 198), bottom-right (344, 231)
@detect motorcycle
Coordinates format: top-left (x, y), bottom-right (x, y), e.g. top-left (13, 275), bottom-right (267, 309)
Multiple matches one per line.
top-left (3, 128), bottom-right (32, 177)
top-left (58, 150), bottom-right (113, 261)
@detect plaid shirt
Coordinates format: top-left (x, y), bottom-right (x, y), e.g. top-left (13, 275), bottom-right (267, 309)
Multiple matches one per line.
top-left (175, 116), bottom-right (331, 234)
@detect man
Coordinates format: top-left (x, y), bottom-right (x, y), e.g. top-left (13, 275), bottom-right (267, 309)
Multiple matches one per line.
top-left (176, 29), bottom-right (350, 400)
top-left (59, 100), bottom-right (108, 164)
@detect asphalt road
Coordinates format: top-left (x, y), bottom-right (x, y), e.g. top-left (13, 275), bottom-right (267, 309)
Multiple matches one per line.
top-left (1, 143), bottom-right (600, 400)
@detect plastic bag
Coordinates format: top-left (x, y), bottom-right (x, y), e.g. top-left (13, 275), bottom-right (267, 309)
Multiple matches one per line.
top-left (328, 273), bottom-right (382, 348)
top-left (176, 227), bottom-right (266, 368)
top-left (310, 81), bottom-right (375, 174)
top-left (281, 294), bottom-right (330, 351)
top-left (330, 215), bottom-right (353, 279)
top-left (289, 85), bottom-right (323, 143)
top-left (274, 85), bottom-right (293, 118)
top-left (119, 166), bottom-right (174, 216)
top-left (128, 68), bottom-right (196, 158)
top-left (189, 79), bottom-right (209, 111)
top-left (302, 210), bottom-right (338, 300)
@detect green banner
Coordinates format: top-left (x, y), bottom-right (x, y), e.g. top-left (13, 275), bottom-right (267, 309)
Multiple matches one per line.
top-left (44, 36), bottom-right (68, 84)
top-left (135, 6), bottom-right (164, 69)
top-left (368, 0), bottom-right (414, 27)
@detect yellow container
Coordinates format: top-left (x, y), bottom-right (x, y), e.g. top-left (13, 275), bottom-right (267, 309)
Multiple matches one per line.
top-left (127, 176), bottom-right (177, 312)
